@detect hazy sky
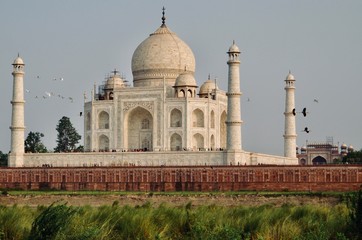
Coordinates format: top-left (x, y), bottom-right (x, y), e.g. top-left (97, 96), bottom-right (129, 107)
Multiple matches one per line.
top-left (1, 1), bottom-right (361, 155)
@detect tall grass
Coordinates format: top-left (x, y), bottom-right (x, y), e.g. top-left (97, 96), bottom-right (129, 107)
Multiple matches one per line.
top-left (0, 201), bottom-right (354, 239)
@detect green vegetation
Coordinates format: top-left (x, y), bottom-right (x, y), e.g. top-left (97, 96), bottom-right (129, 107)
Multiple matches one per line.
top-left (24, 131), bottom-right (48, 153)
top-left (343, 149), bottom-right (362, 164)
top-left (1, 192), bottom-right (362, 239)
top-left (54, 116), bottom-right (82, 153)
top-left (0, 151), bottom-right (7, 166)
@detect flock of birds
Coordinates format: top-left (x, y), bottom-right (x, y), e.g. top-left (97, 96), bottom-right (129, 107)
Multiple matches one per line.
top-left (293, 98), bottom-right (319, 134)
top-left (25, 76), bottom-right (75, 103)
top-left (246, 96), bottom-right (319, 134)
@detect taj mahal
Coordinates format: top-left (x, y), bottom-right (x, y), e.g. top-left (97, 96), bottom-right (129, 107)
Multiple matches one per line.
top-left (8, 9), bottom-right (298, 167)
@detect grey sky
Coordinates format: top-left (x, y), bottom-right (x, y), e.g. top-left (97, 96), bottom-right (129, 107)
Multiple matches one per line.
top-left (1, 1), bottom-right (361, 155)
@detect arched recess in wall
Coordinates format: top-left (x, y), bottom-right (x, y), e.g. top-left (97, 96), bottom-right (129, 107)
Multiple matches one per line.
top-left (170, 133), bottom-right (182, 151)
top-left (300, 158), bottom-right (306, 165)
top-left (98, 111), bottom-right (109, 129)
top-left (86, 112), bottom-right (91, 130)
top-left (312, 156), bottom-right (327, 165)
top-left (99, 135), bottom-right (109, 151)
top-left (125, 106), bottom-right (153, 151)
top-left (178, 89), bottom-right (185, 98)
top-left (220, 111), bottom-right (227, 149)
top-left (192, 108), bottom-right (204, 127)
top-left (170, 109), bottom-right (182, 127)
top-left (187, 89), bottom-right (193, 97)
top-left (193, 133), bottom-right (204, 150)
top-left (210, 135), bottom-right (215, 150)
top-left (210, 110), bottom-right (215, 128)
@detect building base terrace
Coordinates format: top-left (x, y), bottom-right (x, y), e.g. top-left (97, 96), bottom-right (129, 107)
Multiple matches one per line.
top-left (0, 165), bottom-right (361, 192)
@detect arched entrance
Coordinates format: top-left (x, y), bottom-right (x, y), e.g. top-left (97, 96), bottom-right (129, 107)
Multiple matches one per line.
top-left (170, 133), bottom-right (182, 151)
top-left (125, 106), bottom-right (153, 151)
top-left (99, 135), bottom-right (109, 151)
top-left (312, 156), bottom-right (327, 165)
top-left (193, 133), bottom-right (204, 151)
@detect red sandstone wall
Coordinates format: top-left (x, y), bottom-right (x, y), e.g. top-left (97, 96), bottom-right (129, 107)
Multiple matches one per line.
top-left (0, 165), bottom-right (361, 192)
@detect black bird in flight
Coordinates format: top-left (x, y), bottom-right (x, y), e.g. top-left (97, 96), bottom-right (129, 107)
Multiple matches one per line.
top-left (302, 108), bottom-right (307, 117)
top-left (292, 108), bottom-right (296, 116)
top-left (303, 127), bottom-right (310, 133)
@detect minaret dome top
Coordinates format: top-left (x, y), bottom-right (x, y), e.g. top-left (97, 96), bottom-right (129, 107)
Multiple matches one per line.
top-left (13, 56), bottom-right (24, 65)
top-left (228, 40), bottom-right (240, 53)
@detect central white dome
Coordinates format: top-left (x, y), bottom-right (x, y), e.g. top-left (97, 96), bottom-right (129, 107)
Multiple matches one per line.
top-left (131, 24), bottom-right (196, 87)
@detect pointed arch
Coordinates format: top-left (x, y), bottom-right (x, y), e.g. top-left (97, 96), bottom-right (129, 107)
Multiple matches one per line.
top-left (220, 111), bottom-right (227, 149)
top-left (98, 111), bottom-right (109, 129)
top-left (99, 135), bottom-right (109, 151)
top-left (178, 89), bottom-right (185, 98)
top-left (170, 133), bottom-right (182, 151)
top-left (193, 133), bottom-right (204, 150)
top-left (170, 108), bottom-right (182, 127)
top-left (187, 89), bottom-right (193, 97)
top-left (312, 156), bottom-right (327, 165)
top-left (125, 106), bottom-right (153, 150)
top-left (192, 108), bottom-right (204, 127)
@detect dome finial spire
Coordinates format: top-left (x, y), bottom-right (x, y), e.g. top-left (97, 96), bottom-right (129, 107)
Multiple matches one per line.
top-left (161, 6), bottom-right (166, 26)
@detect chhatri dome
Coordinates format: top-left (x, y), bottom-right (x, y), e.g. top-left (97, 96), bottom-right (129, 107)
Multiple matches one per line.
top-left (199, 75), bottom-right (219, 96)
top-left (131, 7), bottom-right (195, 88)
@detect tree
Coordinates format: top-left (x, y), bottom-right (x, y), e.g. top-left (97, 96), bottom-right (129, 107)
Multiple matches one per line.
top-left (0, 151), bottom-right (7, 166)
top-left (54, 116), bottom-right (81, 152)
top-left (347, 190), bottom-right (362, 238)
top-left (343, 149), bottom-right (362, 164)
top-left (25, 131), bottom-right (48, 153)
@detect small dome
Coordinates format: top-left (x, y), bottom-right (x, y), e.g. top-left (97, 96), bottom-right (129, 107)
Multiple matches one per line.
top-left (105, 74), bottom-right (126, 90)
top-left (348, 145), bottom-right (354, 151)
top-left (13, 56), bottom-right (24, 65)
top-left (341, 143), bottom-right (347, 149)
top-left (174, 72), bottom-right (197, 87)
top-left (228, 41), bottom-right (240, 53)
top-left (199, 78), bottom-right (218, 95)
top-left (301, 146), bottom-right (307, 151)
top-left (285, 72), bottom-right (295, 81)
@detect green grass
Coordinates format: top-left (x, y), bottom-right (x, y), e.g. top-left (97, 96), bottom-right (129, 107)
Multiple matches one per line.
top-left (0, 201), bottom-right (354, 240)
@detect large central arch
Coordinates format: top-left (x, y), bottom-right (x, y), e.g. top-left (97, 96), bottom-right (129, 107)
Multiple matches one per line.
top-left (125, 106), bottom-right (153, 151)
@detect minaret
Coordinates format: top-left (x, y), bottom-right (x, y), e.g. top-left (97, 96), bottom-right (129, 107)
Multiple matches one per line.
top-left (283, 71), bottom-right (297, 158)
top-left (226, 41), bottom-right (242, 151)
top-left (9, 55), bottom-right (25, 167)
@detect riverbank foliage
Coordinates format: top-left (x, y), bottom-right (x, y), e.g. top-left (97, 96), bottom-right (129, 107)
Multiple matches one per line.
top-left (0, 191), bottom-right (361, 239)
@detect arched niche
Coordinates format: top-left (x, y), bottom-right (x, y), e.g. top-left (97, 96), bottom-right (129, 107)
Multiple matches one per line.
top-left (125, 106), bottom-right (153, 151)
top-left (170, 133), bottom-right (182, 151)
top-left (98, 111), bottom-right (109, 129)
top-left (170, 108), bottom-right (182, 127)
top-left (192, 108), bottom-right (204, 127)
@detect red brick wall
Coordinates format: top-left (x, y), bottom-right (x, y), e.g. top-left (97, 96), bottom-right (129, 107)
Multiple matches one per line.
top-left (0, 165), bottom-right (361, 192)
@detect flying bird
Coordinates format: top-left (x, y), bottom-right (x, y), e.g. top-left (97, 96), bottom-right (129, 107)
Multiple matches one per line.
top-left (292, 108), bottom-right (296, 116)
top-left (80, 112), bottom-right (83, 117)
top-left (314, 99), bottom-right (319, 103)
top-left (302, 108), bottom-right (307, 117)
top-left (303, 127), bottom-right (310, 133)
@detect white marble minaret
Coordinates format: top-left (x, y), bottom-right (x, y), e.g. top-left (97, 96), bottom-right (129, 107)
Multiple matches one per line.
top-left (9, 55), bottom-right (25, 167)
top-left (226, 41), bottom-right (242, 151)
top-left (283, 71), bottom-right (297, 158)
